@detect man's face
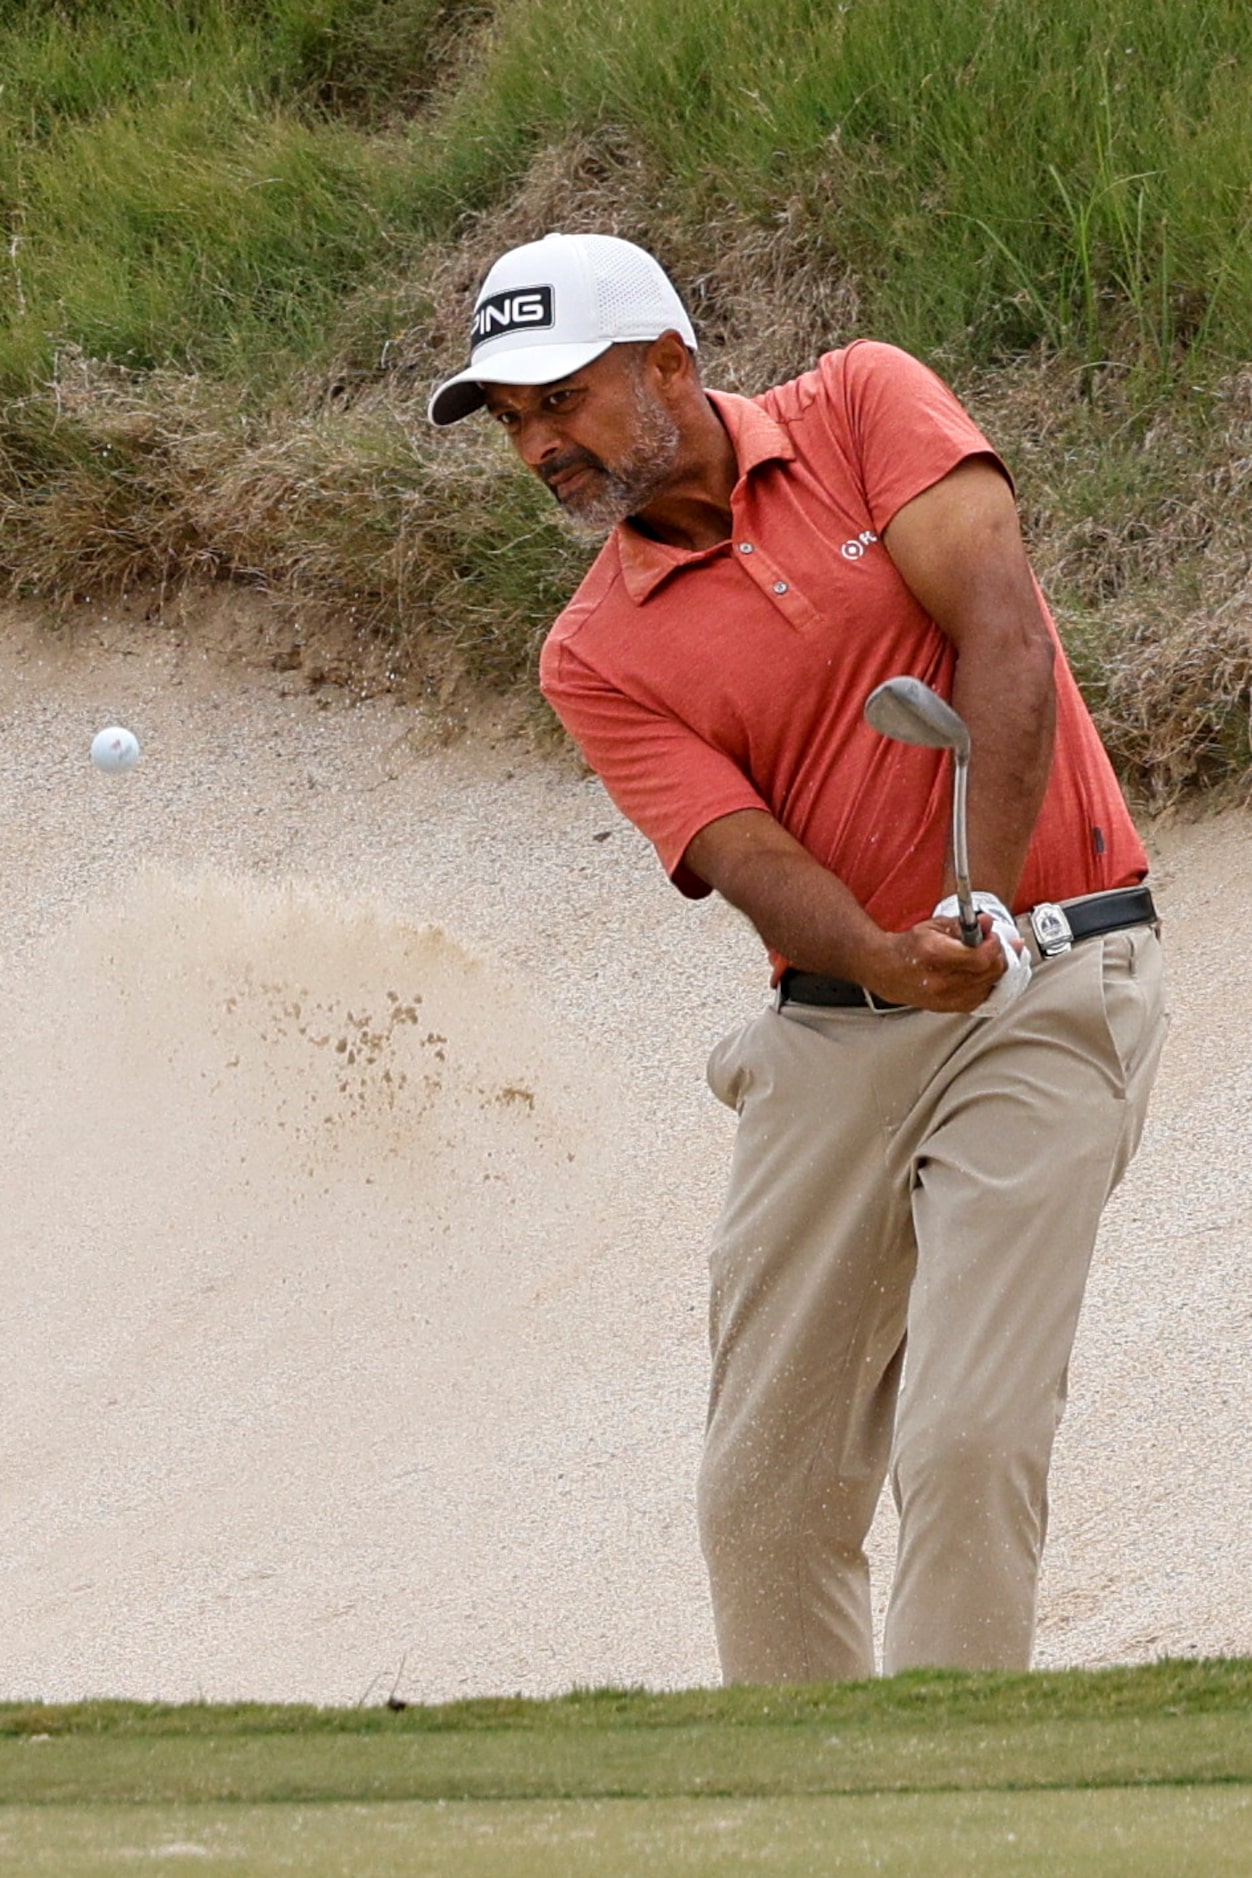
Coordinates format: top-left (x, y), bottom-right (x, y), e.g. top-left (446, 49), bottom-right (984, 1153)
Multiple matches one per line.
top-left (482, 343), bottom-right (682, 538)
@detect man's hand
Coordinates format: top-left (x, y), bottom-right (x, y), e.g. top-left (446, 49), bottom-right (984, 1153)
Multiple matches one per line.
top-left (932, 890), bottom-right (1032, 1016)
top-left (861, 916), bottom-right (1011, 1013)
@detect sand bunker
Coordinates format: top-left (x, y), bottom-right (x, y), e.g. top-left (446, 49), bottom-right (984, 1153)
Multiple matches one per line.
top-left (1, 610), bottom-right (1248, 1703)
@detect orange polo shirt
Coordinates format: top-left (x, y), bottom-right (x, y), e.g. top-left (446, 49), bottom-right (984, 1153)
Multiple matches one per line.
top-left (540, 341), bottom-right (1147, 939)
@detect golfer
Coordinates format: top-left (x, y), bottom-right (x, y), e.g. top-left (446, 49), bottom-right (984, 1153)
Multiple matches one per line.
top-left (429, 233), bottom-right (1168, 1682)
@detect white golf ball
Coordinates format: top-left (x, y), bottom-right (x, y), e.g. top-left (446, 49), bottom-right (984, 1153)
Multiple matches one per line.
top-left (91, 725), bottom-right (141, 772)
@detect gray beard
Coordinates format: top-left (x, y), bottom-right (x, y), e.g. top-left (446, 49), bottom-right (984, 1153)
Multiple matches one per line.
top-left (553, 383), bottom-right (682, 541)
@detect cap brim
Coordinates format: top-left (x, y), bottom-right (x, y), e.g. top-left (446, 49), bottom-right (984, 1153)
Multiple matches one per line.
top-left (427, 339), bottom-right (614, 426)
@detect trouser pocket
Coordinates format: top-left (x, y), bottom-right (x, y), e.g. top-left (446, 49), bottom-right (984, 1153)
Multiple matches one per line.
top-left (706, 1017), bottom-right (757, 1112)
top-left (1097, 926), bottom-right (1168, 1087)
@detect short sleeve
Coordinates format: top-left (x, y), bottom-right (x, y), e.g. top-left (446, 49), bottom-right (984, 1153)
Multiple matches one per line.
top-left (823, 341), bottom-right (1012, 534)
top-left (540, 636), bottom-right (768, 898)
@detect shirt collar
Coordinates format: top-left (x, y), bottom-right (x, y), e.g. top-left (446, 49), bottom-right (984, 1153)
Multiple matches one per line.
top-left (615, 390), bottom-right (794, 603)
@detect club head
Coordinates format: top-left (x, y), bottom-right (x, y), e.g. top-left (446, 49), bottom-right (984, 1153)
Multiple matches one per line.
top-left (864, 676), bottom-right (970, 759)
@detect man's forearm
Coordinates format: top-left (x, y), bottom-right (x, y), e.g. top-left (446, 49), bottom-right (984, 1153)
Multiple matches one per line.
top-left (684, 810), bottom-right (1008, 1012)
top-left (700, 832), bottom-right (887, 983)
top-left (882, 460), bottom-right (1058, 910)
top-left (951, 630), bottom-right (1056, 908)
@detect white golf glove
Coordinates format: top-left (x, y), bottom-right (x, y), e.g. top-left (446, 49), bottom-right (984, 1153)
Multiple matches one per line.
top-left (932, 890), bottom-right (1032, 1018)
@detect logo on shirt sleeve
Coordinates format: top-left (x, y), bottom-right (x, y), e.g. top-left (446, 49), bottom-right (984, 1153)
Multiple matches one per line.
top-left (840, 530), bottom-right (879, 562)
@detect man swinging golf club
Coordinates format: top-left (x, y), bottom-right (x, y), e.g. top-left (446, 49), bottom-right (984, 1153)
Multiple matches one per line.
top-left (429, 232), bottom-right (1167, 1682)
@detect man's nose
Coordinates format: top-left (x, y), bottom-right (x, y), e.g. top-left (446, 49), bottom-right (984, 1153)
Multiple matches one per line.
top-left (514, 413), bottom-right (562, 470)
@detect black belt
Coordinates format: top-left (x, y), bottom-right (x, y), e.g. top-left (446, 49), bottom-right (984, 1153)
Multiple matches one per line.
top-left (777, 885), bottom-right (1158, 1013)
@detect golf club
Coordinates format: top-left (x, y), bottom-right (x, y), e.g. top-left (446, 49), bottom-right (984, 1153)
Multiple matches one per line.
top-left (863, 675), bottom-right (981, 947)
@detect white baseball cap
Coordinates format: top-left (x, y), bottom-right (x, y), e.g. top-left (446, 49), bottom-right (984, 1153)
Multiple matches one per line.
top-left (428, 232), bottom-right (697, 426)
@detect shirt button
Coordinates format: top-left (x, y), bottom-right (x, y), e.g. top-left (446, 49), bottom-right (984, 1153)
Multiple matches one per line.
top-left (773, 580), bottom-right (789, 594)
top-left (738, 542), bottom-right (754, 554)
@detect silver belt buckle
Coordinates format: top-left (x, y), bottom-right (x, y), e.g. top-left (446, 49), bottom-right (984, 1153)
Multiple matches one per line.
top-left (1029, 901), bottom-right (1074, 957)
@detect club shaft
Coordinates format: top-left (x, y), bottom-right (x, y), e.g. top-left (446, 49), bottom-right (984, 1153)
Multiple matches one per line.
top-left (952, 754), bottom-right (980, 945)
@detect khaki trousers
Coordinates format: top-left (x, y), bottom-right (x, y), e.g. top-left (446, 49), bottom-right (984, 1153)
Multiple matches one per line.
top-left (698, 923), bottom-right (1166, 1683)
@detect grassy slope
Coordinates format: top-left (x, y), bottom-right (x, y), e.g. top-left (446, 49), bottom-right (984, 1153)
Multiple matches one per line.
top-left (0, 0), bottom-right (1250, 793)
top-left (1, 1665), bottom-right (1249, 1875)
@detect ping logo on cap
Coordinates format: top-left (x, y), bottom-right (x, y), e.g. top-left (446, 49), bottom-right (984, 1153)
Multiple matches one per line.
top-left (471, 285), bottom-right (555, 353)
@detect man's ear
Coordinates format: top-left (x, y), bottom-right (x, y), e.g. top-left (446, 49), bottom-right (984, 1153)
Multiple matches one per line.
top-left (646, 329), bottom-right (697, 395)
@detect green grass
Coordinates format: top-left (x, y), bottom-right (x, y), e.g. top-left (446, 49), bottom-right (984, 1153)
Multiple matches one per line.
top-left (3, 1791), bottom-right (1251, 1876)
top-left (8, 0), bottom-right (1252, 381)
top-left (0, 0), bottom-right (457, 387)
top-left (426, 0), bottom-right (1252, 370)
top-left (0, 1664), bottom-right (1248, 1874)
